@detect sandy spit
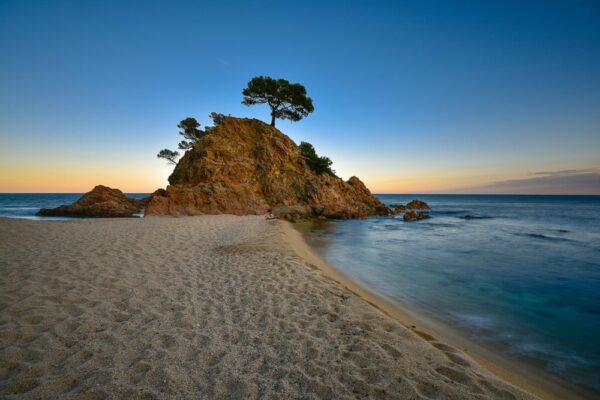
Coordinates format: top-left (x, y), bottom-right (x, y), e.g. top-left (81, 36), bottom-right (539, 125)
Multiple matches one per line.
top-left (1, 215), bottom-right (538, 399)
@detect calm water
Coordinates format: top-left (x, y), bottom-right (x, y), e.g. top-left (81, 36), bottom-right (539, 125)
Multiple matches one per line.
top-left (0, 193), bottom-right (149, 220)
top-left (302, 195), bottom-right (600, 393)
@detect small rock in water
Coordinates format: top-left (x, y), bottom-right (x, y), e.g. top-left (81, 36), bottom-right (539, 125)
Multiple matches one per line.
top-left (403, 211), bottom-right (430, 221)
top-left (405, 199), bottom-right (430, 210)
top-left (391, 199), bottom-right (431, 214)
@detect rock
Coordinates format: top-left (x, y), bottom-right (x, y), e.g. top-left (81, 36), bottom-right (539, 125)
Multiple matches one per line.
top-left (151, 188), bottom-right (167, 197)
top-left (37, 185), bottom-right (146, 218)
top-left (145, 117), bottom-right (391, 219)
top-left (405, 199), bottom-right (430, 210)
top-left (391, 199), bottom-right (430, 214)
top-left (272, 205), bottom-right (314, 222)
top-left (403, 211), bottom-right (430, 221)
top-left (391, 204), bottom-right (406, 213)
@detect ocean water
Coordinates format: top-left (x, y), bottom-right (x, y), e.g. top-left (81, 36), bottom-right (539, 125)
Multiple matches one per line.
top-left (0, 193), bottom-right (149, 220)
top-left (302, 195), bottom-right (600, 393)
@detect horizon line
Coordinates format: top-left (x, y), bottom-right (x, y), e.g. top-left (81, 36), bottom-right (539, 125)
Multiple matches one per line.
top-left (1, 192), bottom-right (599, 196)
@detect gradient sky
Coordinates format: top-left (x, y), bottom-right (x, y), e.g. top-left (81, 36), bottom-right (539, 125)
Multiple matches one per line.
top-left (1, 0), bottom-right (599, 194)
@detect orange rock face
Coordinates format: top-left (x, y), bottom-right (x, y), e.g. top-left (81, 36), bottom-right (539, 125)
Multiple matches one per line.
top-left (145, 118), bottom-right (390, 220)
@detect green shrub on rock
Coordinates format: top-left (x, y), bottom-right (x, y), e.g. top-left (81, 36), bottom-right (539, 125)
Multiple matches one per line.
top-left (299, 142), bottom-right (334, 175)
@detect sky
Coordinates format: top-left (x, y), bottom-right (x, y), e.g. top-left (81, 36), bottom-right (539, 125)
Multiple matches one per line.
top-left (0, 0), bottom-right (599, 194)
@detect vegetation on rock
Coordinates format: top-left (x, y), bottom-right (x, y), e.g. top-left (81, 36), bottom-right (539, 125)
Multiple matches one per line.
top-left (157, 114), bottom-right (226, 165)
top-left (176, 117), bottom-right (204, 150)
top-left (299, 142), bottom-right (334, 175)
top-left (242, 76), bottom-right (314, 127)
top-left (208, 112), bottom-right (228, 126)
top-left (156, 149), bottom-right (180, 165)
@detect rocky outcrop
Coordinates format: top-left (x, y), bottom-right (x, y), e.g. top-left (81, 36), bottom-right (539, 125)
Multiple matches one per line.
top-left (403, 211), bottom-right (430, 221)
top-left (145, 117), bottom-right (390, 220)
top-left (407, 199), bottom-right (430, 210)
top-left (391, 199), bottom-right (431, 213)
top-left (37, 185), bottom-right (147, 218)
top-left (392, 199), bottom-right (431, 221)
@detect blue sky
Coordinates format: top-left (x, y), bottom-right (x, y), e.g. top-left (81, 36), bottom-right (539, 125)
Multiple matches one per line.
top-left (0, 0), bottom-right (599, 193)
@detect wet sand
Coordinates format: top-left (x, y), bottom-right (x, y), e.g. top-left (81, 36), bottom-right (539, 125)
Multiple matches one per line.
top-left (1, 215), bottom-right (541, 399)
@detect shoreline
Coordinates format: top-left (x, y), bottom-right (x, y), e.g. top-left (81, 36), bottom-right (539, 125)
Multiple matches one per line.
top-left (279, 220), bottom-right (589, 400)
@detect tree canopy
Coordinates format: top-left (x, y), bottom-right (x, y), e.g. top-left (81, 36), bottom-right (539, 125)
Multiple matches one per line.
top-left (209, 112), bottom-right (227, 126)
top-left (156, 114), bottom-right (225, 166)
top-left (299, 142), bottom-right (334, 175)
top-left (242, 76), bottom-right (314, 127)
top-left (157, 149), bottom-right (180, 165)
top-left (177, 117), bottom-right (204, 150)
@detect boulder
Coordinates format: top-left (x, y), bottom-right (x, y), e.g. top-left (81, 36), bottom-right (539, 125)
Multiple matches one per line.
top-left (272, 205), bottom-right (314, 222)
top-left (404, 199), bottom-right (430, 210)
top-left (391, 204), bottom-right (406, 213)
top-left (403, 211), bottom-right (430, 221)
top-left (37, 185), bottom-right (146, 218)
top-left (391, 199), bottom-right (430, 214)
top-left (145, 117), bottom-right (391, 220)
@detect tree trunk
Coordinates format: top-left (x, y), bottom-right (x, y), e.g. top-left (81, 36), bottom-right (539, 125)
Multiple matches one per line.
top-left (270, 114), bottom-right (276, 127)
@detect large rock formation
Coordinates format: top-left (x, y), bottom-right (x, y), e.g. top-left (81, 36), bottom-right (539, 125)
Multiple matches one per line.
top-left (37, 185), bottom-right (146, 218)
top-left (145, 117), bottom-right (390, 220)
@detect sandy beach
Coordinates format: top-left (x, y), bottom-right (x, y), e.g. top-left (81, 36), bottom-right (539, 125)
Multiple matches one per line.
top-left (0, 215), bottom-right (541, 399)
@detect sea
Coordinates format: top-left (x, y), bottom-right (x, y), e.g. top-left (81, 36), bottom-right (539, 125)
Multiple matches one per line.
top-left (300, 194), bottom-right (600, 395)
top-left (1, 193), bottom-right (599, 393)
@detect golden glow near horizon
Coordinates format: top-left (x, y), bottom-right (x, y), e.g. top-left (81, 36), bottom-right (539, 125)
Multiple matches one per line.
top-left (0, 160), bottom-right (171, 193)
top-left (0, 160), bottom-right (483, 193)
top-left (1, 140), bottom-right (598, 194)
top-left (356, 171), bottom-right (503, 194)
top-left (0, 151), bottom-right (500, 194)
top-left (3, 160), bottom-right (595, 194)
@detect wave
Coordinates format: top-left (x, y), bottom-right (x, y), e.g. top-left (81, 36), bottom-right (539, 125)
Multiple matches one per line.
top-left (427, 222), bottom-right (458, 228)
top-left (457, 215), bottom-right (493, 220)
top-left (452, 313), bottom-right (599, 387)
top-left (517, 233), bottom-right (571, 242)
top-left (509, 341), bottom-right (598, 373)
top-left (433, 210), bottom-right (468, 216)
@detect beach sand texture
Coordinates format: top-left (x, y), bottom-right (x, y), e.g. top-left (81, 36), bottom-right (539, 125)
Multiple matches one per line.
top-left (0, 216), bottom-right (535, 399)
